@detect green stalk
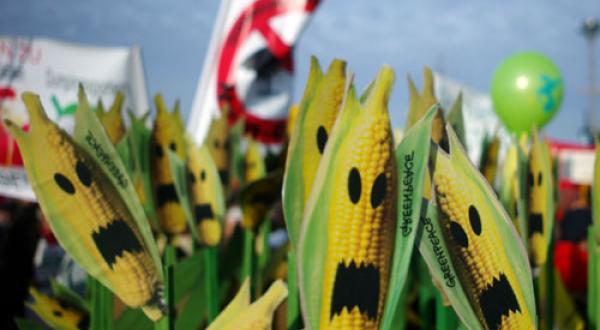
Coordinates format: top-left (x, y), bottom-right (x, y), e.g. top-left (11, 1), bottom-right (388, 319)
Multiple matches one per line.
top-left (255, 219), bottom-right (271, 296)
top-left (89, 275), bottom-right (114, 330)
top-left (286, 250), bottom-right (301, 330)
top-left (241, 228), bottom-right (254, 293)
top-left (155, 246), bottom-right (176, 330)
top-left (544, 238), bottom-right (554, 330)
top-left (588, 229), bottom-right (597, 329)
top-left (435, 291), bottom-right (458, 330)
top-left (202, 247), bottom-right (219, 322)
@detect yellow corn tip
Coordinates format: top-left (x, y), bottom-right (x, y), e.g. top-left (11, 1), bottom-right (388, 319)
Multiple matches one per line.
top-left (527, 135), bottom-right (551, 266)
top-left (27, 287), bottom-right (87, 330)
top-left (208, 279), bottom-right (251, 330)
top-left (187, 144), bottom-right (223, 246)
top-left (482, 137), bottom-right (500, 185)
top-left (10, 93), bottom-right (162, 317)
top-left (206, 109), bottom-right (230, 183)
top-left (151, 94), bottom-right (187, 234)
top-left (221, 280), bottom-right (288, 330)
top-left (245, 139), bottom-right (266, 183)
top-left (320, 66), bottom-right (396, 330)
top-left (298, 58), bottom-right (347, 204)
top-left (406, 66), bottom-right (438, 129)
top-left (96, 91), bottom-right (125, 145)
top-left (433, 153), bottom-right (533, 330)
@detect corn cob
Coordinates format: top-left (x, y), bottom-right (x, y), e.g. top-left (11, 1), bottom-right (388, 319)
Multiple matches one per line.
top-left (526, 131), bottom-right (553, 266)
top-left (283, 57), bottom-right (346, 248)
top-left (96, 91), bottom-right (125, 145)
top-left (317, 66), bottom-right (397, 330)
top-left (6, 93), bottom-right (164, 320)
top-left (206, 107), bottom-right (231, 186)
top-left (151, 94), bottom-right (187, 235)
top-left (186, 143), bottom-right (224, 246)
top-left (244, 138), bottom-right (266, 183)
top-left (433, 142), bottom-right (533, 329)
top-left (27, 287), bottom-right (89, 330)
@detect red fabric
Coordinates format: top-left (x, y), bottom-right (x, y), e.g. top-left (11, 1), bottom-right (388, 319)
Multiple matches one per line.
top-left (40, 221), bottom-right (57, 245)
top-left (554, 241), bottom-right (588, 292)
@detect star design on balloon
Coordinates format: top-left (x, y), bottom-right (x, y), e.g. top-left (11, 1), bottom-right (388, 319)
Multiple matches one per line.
top-left (537, 75), bottom-right (561, 113)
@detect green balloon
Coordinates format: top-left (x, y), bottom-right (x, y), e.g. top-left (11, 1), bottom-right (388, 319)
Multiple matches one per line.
top-left (491, 52), bottom-right (563, 133)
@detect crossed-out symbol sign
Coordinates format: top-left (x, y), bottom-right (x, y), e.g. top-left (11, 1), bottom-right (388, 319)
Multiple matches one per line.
top-left (217, 0), bottom-right (319, 143)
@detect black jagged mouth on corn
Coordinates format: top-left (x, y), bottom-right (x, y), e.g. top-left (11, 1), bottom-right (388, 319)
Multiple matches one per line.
top-left (528, 213), bottom-right (543, 237)
top-left (194, 204), bottom-right (214, 224)
top-left (156, 184), bottom-right (178, 207)
top-left (92, 219), bottom-right (143, 268)
top-left (478, 273), bottom-right (520, 330)
top-left (330, 260), bottom-right (380, 321)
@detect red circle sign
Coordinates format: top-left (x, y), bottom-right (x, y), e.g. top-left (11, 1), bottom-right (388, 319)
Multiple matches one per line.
top-left (217, 0), bottom-right (319, 143)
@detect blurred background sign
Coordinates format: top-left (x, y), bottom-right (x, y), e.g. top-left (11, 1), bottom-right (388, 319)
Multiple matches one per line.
top-left (187, 0), bottom-right (321, 145)
top-left (0, 36), bottom-right (149, 200)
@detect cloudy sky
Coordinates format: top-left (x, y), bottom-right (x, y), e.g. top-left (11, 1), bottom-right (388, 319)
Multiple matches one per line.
top-left (1, 0), bottom-right (599, 141)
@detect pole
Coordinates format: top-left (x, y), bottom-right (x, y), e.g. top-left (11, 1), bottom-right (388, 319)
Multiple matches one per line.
top-left (581, 18), bottom-right (599, 141)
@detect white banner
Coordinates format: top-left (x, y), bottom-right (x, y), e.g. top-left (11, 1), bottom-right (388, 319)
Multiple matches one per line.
top-left (187, 0), bottom-right (320, 145)
top-left (0, 36), bottom-right (149, 200)
top-left (433, 72), bottom-right (512, 164)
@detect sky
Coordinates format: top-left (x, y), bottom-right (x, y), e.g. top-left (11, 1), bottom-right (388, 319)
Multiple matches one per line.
top-left (1, 0), bottom-right (599, 141)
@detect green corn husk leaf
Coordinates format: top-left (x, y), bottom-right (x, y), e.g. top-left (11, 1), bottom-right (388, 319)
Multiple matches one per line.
top-left (73, 86), bottom-right (162, 274)
top-left (174, 253), bottom-right (207, 328)
top-left (50, 279), bottom-right (89, 312)
top-left (229, 118), bottom-right (246, 189)
top-left (478, 133), bottom-right (500, 186)
top-left (588, 226), bottom-right (600, 328)
top-left (15, 318), bottom-right (46, 330)
top-left (283, 57), bottom-right (348, 250)
top-left (381, 105), bottom-right (438, 330)
top-left (499, 140), bottom-right (519, 228)
top-left (419, 124), bottom-right (536, 329)
top-left (592, 139), bottom-right (600, 241)
top-left (446, 92), bottom-right (466, 150)
top-left (126, 111), bottom-right (158, 228)
top-left (515, 136), bottom-right (530, 247)
top-left (166, 149), bottom-right (196, 239)
top-left (419, 198), bottom-right (480, 328)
